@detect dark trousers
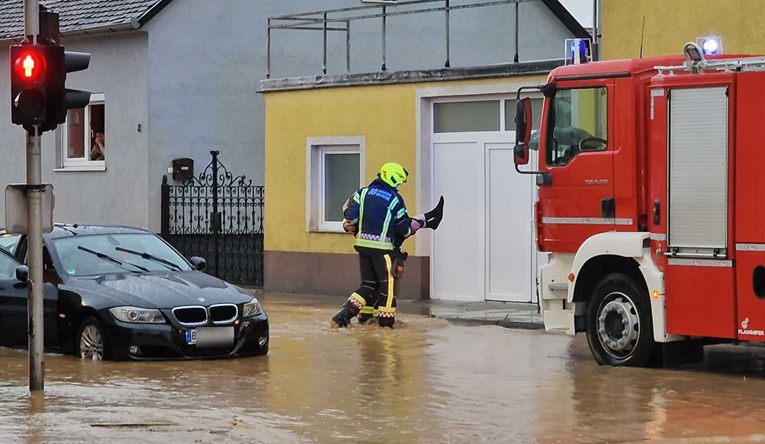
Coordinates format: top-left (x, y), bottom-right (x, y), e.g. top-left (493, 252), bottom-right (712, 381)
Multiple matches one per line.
top-left (347, 253), bottom-right (398, 325)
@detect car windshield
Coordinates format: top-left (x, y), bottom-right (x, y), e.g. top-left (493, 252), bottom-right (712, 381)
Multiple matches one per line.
top-left (0, 234), bottom-right (20, 254)
top-left (50, 233), bottom-right (191, 277)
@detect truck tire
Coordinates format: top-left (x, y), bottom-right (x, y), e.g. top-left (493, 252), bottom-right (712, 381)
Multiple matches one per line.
top-left (585, 273), bottom-right (654, 367)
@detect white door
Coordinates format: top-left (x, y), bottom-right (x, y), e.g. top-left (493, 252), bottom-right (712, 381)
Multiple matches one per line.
top-left (432, 141), bottom-right (485, 302)
top-left (485, 143), bottom-right (534, 302)
top-left (431, 136), bottom-right (535, 303)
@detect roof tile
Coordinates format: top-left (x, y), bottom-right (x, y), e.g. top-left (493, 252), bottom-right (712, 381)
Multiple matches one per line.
top-left (0, 0), bottom-right (164, 39)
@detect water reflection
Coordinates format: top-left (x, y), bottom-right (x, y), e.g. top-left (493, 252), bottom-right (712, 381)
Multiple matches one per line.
top-left (2, 296), bottom-right (765, 443)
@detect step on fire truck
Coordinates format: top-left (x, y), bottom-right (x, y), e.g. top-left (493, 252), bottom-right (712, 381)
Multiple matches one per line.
top-left (514, 41), bottom-right (765, 367)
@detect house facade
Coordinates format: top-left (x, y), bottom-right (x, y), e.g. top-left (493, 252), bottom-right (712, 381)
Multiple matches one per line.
top-left (261, 0), bottom-right (590, 300)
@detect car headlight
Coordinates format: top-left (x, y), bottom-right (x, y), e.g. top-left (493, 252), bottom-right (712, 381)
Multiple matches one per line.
top-left (109, 306), bottom-right (166, 324)
top-left (242, 298), bottom-right (262, 318)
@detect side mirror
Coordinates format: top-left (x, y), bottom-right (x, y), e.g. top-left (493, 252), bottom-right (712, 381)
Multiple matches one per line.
top-left (515, 98), bottom-right (533, 146)
top-left (190, 257), bottom-right (206, 271)
top-left (514, 98), bottom-right (533, 166)
top-left (514, 144), bottom-right (530, 166)
top-left (15, 265), bottom-right (28, 283)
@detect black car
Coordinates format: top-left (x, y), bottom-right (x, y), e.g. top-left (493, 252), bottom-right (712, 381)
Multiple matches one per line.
top-left (0, 224), bottom-right (268, 361)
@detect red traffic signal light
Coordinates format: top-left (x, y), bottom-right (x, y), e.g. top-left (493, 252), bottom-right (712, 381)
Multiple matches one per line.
top-left (13, 50), bottom-right (46, 82)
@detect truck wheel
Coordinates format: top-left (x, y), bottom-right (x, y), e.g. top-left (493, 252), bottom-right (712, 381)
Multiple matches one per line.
top-left (585, 273), bottom-right (654, 367)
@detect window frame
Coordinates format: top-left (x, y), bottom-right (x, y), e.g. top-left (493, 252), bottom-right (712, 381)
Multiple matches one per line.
top-left (58, 92), bottom-right (106, 172)
top-left (306, 136), bottom-right (366, 234)
top-left (545, 86), bottom-right (609, 168)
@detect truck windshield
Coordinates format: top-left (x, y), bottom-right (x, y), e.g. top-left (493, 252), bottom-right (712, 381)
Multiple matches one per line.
top-left (546, 87), bottom-right (608, 166)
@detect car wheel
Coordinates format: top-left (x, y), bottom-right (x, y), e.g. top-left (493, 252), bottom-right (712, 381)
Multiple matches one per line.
top-left (76, 317), bottom-right (112, 361)
top-left (585, 273), bottom-right (654, 367)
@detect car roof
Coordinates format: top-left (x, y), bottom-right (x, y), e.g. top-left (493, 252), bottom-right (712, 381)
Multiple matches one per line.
top-left (44, 224), bottom-right (152, 240)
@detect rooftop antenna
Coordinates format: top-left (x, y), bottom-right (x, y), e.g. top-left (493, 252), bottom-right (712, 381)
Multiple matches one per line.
top-left (639, 16), bottom-right (645, 58)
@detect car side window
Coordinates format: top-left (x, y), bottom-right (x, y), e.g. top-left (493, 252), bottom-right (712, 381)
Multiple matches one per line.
top-left (0, 252), bottom-right (19, 280)
top-left (546, 87), bottom-right (609, 167)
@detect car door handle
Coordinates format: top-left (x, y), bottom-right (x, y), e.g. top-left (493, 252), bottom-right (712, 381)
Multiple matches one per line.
top-left (601, 197), bottom-right (615, 219)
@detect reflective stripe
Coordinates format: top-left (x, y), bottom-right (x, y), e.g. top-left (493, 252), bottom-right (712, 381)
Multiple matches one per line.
top-left (356, 188), bottom-right (369, 238)
top-left (650, 233), bottom-right (667, 241)
top-left (668, 258), bottom-right (732, 268)
top-left (350, 292), bottom-right (366, 306)
top-left (737, 244), bottom-right (765, 252)
top-left (396, 208), bottom-right (407, 219)
top-left (354, 239), bottom-right (394, 250)
top-left (360, 306), bottom-right (375, 315)
top-left (353, 192), bottom-right (361, 204)
top-left (377, 306), bottom-right (395, 314)
top-left (380, 197), bottom-right (399, 241)
top-left (384, 255), bottom-right (395, 309)
top-left (541, 217), bottom-right (633, 226)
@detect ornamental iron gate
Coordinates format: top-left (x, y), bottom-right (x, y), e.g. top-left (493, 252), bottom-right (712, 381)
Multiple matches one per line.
top-left (161, 151), bottom-right (264, 285)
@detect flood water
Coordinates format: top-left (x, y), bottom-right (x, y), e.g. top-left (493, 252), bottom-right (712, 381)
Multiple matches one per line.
top-left (3, 295), bottom-right (765, 444)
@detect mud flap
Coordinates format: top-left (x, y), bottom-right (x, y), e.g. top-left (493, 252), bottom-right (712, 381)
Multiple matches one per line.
top-left (656, 341), bottom-right (704, 367)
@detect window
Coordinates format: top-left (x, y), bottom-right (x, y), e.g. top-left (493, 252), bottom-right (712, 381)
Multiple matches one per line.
top-left (306, 136), bottom-right (365, 233)
top-left (0, 252), bottom-right (19, 280)
top-left (546, 87), bottom-right (608, 167)
top-left (60, 93), bottom-right (106, 171)
top-left (434, 100), bottom-right (500, 133)
top-left (0, 234), bottom-right (20, 255)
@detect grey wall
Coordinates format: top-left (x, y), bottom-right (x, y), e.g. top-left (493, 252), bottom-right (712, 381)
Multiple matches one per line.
top-left (143, 0), bottom-right (573, 233)
top-left (0, 32), bottom-right (150, 229)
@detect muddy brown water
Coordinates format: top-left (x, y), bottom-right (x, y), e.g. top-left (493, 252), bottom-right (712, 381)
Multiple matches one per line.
top-left (3, 295), bottom-right (765, 444)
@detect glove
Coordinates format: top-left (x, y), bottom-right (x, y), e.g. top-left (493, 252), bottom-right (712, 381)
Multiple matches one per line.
top-left (343, 219), bottom-right (358, 235)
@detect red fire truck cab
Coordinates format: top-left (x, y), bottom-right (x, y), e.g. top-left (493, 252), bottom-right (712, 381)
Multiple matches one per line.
top-left (514, 43), bottom-right (765, 367)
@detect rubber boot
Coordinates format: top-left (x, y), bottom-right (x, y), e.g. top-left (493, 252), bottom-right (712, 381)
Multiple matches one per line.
top-left (378, 316), bottom-right (395, 329)
top-left (330, 302), bottom-right (358, 329)
top-left (357, 306), bottom-right (377, 325)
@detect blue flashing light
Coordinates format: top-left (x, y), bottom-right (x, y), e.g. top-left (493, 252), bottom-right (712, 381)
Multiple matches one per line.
top-left (702, 38), bottom-right (719, 55)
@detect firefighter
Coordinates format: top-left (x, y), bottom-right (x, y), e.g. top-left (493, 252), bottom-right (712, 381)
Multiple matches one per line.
top-left (330, 162), bottom-right (425, 329)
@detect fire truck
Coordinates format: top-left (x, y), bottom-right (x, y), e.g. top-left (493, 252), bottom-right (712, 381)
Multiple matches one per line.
top-left (513, 42), bottom-right (765, 367)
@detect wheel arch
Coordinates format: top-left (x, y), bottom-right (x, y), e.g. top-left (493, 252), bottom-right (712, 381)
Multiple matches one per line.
top-left (567, 232), bottom-right (674, 343)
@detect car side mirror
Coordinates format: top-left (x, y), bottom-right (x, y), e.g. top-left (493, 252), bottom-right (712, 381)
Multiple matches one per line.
top-left (514, 98), bottom-right (533, 166)
top-left (515, 98), bottom-right (533, 146)
top-left (190, 257), bottom-right (206, 271)
top-left (15, 265), bottom-right (28, 283)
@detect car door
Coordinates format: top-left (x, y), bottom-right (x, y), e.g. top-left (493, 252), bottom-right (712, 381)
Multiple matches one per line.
top-left (3, 238), bottom-right (60, 348)
top-left (0, 250), bottom-right (31, 347)
top-left (537, 80), bottom-right (616, 253)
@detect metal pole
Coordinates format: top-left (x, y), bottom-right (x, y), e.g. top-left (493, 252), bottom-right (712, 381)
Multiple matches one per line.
top-left (513, 2), bottom-right (519, 63)
top-left (24, 0), bottom-right (39, 41)
top-left (381, 6), bottom-right (387, 71)
top-left (24, 0), bottom-right (44, 393)
top-left (592, 0), bottom-right (599, 61)
top-left (346, 21), bottom-right (351, 73)
top-left (27, 128), bottom-right (44, 393)
top-left (323, 13), bottom-right (328, 75)
top-left (211, 151), bottom-right (220, 278)
top-left (445, 0), bottom-right (450, 67)
top-left (266, 19), bottom-right (271, 79)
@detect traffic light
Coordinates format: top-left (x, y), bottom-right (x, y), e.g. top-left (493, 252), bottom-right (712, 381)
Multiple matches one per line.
top-left (9, 42), bottom-right (91, 132)
top-left (46, 47), bottom-right (91, 129)
top-left (10, 44), bottom-right (48, 128)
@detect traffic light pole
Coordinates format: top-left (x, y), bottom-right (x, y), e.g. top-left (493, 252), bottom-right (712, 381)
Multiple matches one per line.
top-left (26, 127), bottom-right (44, 392)
top-left (24, 0), bottom-right (45, 393)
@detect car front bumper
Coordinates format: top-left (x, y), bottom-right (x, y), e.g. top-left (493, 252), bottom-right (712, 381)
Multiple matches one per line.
top-left (101, 310), bottom-right (269, 361)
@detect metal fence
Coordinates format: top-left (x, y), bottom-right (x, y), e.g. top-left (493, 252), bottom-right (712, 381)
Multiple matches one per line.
top-left (267, 0), bottom-right (539, 79)
top-left (161, 151), bottom-right (265, 285)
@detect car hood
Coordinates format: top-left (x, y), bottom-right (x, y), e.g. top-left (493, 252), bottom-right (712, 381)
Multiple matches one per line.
top-left (65, 271), bottom-right (253, 309)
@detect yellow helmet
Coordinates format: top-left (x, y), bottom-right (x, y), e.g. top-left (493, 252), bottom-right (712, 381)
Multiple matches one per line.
top-left (379, 162), bottom-right (408, 188)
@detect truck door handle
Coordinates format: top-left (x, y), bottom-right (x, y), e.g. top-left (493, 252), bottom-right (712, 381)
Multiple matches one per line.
top-left (601, 197), bottom-right (615, 219)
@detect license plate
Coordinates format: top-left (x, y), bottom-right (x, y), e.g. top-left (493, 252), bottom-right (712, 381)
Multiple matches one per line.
top-left (185, 327), bottom-right (234, 347)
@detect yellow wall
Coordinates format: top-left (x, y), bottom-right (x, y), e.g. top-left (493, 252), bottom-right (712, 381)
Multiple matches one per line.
top-left (263, 76), bottom-right (546, 255)
top-left (602, 0), bottom-right (765, 60)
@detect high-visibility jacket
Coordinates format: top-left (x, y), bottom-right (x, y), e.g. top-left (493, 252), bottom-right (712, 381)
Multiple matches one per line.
top-left (344, 179), bottom-right (412, 254)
